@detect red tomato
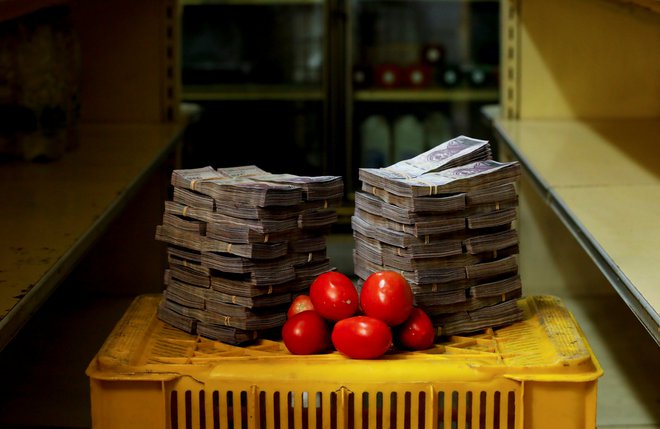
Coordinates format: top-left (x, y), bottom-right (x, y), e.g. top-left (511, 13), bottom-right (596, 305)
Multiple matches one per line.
top-left (360, 271), bottom-right (414, 326)
top-left (282, 311), bottom-right (331, 355)
top-left (287, 294), bottom-right (314, 319)
top-left (394, 307), bottom-right (436, 351)
top-left (309, 271), bottom-right (359, 321)
top-left (331, 316), bottom-right (392, 359)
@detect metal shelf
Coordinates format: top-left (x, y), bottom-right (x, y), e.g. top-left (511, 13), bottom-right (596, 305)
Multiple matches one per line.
top-left (491, 112), bottom-right (660, 346)
top-left (0, 122), bottom-right (186, 351)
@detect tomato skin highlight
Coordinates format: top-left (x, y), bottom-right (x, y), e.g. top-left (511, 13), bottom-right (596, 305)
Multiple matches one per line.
top-left (331, 316), bottom-right (392, 359)
top-left (309, 271), bottom-right (359, 321)
top-left (287, 294), bottom-right (315, 319)
top-left (282, 311), bottom-right (331, 355)
top-left (394, 307), bottom-right (436, 351)
top-left (360, 271), bottom-right (414, 326)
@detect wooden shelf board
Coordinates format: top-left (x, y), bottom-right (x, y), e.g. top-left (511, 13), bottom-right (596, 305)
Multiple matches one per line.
top-left (183, 0), bottom-right (499, 3)
top-left (182, 0), bottom-right (322, 4)
top-left (493, 114), bottom-right (660, 344)
top-left (350, 0), bottom-right (499, 3)
top-left (0, 121), bottom-right (185, 351)
top-left (183, 84), bottom-right (324, 101)
top-left (183, 86), bottom-right (498, 103)
top-left (353, 87), bottom-right (499, 103)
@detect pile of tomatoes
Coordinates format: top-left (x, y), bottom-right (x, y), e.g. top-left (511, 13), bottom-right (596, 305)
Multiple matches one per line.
top-left (282, 270), bottom-right (435, 359)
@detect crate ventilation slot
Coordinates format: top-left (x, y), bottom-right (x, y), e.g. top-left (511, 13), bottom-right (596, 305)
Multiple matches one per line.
top-left (169, 388), bottom-right (517, 429)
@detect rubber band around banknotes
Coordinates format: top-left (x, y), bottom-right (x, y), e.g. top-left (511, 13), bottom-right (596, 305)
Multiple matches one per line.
top-left (222, 316), bottom-right (231, 326)
top-left (495, 202), bottom-right (500, 210)
top-left (182, 206), bottom-right (189, 217)
top-left (411, 179), bottom-right (439, 195)
top-left (323, 200), bottom-right (328, 209)
top-left (226, 243), bottom-right (232, 253)
top-left (267, 285), bottom-right (273, 294)
top-left (308, 252), bottom-right (313, 262)
top-left (231, 295), bottom-right (237, 304)
top-left (263, 234), bottom-right (269, 243)
top-left (190, 178), bottom-right (215, 192)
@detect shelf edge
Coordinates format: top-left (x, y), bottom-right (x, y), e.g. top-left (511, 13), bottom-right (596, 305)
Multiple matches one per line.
top-left (0, 122), bottom-right (187, 352)
top-left (492, 119), bottom-right (660, 347)
top-left (354, 88), bottom-right (499, 103)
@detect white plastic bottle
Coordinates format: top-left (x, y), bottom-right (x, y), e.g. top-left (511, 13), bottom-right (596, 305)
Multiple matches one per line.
top-left (424, 111), bottom-right (453, 150)
top-left (360, 115), bottom-right (391, 168)
top-left (393, 115), bottom-right (424, 162)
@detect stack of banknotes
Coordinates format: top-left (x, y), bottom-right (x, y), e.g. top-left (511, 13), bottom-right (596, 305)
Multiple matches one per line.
top-left (353, 136), bottom-right (524, 337)
top-left (156, 165), bottom-right (343, 344)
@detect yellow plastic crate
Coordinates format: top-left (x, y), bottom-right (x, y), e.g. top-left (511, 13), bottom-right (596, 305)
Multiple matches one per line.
top-left (86, 294), bottom-right (602, 429)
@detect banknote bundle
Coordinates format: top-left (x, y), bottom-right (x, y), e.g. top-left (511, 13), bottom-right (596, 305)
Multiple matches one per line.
top-left (156, 165), bottom-right (343, 344)
top-left (353, 136), bottom-right (524, 337)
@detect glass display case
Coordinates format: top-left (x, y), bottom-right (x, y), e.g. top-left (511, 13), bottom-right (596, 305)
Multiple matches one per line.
top-left (180, 0), bottom-right (329, 176)
top-left (346, 0), bottom-right (500, 192)
top-left (179, 0), bottom-right (500, 193)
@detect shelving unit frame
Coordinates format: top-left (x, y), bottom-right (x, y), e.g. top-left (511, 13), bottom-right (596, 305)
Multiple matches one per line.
top-left (0, 0), bottom-right (186, 351)
top-left (494, 0), bottom-right (660, 344)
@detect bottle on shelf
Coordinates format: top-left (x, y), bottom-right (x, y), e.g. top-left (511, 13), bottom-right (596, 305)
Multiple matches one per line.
top-left (467, 66), bottom-right (487, 87)
top-left (352, 64), bottom-right (373, 90)
top-left (402, 64), bottom-right (432, 88)
top-left (423, 112), bottom-right (452, 151)
top-left (374, 64), bottom-right (402, 88)
top-left (421, 43), bottom-right (446, 67)
top-left (393, 115), bottom-right (424, 163)
top-left (360, 115), bottom-right (391, 168)
top-left (439, 64), bottom-right (462, 88)
top-left (465, 64), bottom-right (498, 88)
